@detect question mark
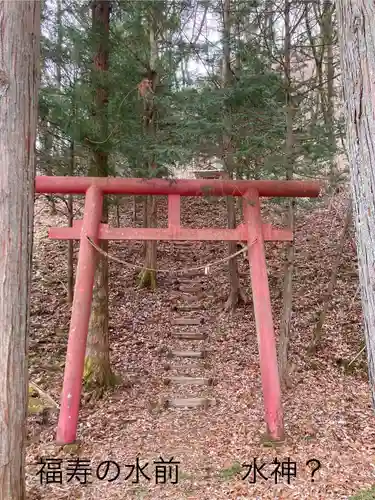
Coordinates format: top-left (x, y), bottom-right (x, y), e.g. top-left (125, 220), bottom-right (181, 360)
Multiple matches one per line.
top-left (306, 459), bottom-right (321, 482)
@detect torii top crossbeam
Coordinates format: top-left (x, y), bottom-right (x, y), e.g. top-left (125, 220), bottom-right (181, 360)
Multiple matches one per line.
top-left (35, 176), bottom-right (321, 197)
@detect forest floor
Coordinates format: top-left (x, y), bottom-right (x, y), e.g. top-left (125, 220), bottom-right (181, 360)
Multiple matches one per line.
top-left (26, 191), bottom-right (375, 500)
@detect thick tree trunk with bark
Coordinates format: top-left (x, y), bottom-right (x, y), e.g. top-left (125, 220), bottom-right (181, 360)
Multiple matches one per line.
top-left (0, 2), bottom-right (40, 498)
top-left (85, 0), bottom-right (115, 393)
top-left (336, 0), bottom-right (375, 408)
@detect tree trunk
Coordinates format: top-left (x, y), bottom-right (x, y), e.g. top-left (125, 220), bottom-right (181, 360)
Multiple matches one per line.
top-left (44, 124), bottom-right (57, 214)
top-left (142, 196), bottom-right (147, 258)
top-left (322, 0), bottom-right (336, 185)
top-left (225, 194), bottom-right (246, 311)
top-left (114, 196), bottom-right (120, 227)
top-left (85, 221), bottom-right (115, 392)
top-left (132, 196), bottom-right (137, 224)
top-left (66, 24), bottom-right (75, 306)
top-left (0, 2), bottom-right (40, 498)
top-left (67, 140), bottom-right (74, 305)
top-left (264, 0), bottom-right (274, 64)
top-left (336, 0), bottom-right (375, 408)
top-left (310, 200), bottom-right (352, 352)
top-left (222, 0), bottom-right (246, 312)
top-left (278, 0), bottom-right (295, 389)
top-left (138, 15), bottom-right (158, 289)
top-left (67, 194), bottom-right (74, 304)
top-left (139, 195), bottom-right (157, 289)
top-left (85, 0), bottom-right (115, 393)
top-left (278, 204), bottom-right (295, 388)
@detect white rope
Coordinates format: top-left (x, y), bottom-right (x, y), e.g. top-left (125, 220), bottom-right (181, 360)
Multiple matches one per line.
top-left (86, 236), bottom-right (250, 276)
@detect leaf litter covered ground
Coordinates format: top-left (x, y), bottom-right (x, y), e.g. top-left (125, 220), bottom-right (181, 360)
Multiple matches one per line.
top-left (27, 192), bottom-right (375, 499)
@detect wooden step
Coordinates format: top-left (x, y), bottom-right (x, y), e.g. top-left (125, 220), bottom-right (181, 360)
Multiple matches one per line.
top-left (180, 294), bottom-right (203, 304)
top-left (178, 278), bottom-right (203, 284)
top-left (171, 331), bottom-right (206, 340)
top-left (169, 350), bottom-right (205, 359)
top-left (168, 397), bottom-right (215, 409)
top-left (171, 317), bottom-right (204, 326)
top-left (174, 304), bottom-right (202, 312)
top-left (165, 376), bottom-right (212, 386)
top-left (179, 284), bottom-right (203, 293)
top-left (179, 270), bottom-right (203, 278)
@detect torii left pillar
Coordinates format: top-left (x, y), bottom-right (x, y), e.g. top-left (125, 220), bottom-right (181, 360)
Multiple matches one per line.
top-left (56, 186), bottom-right (103, 444)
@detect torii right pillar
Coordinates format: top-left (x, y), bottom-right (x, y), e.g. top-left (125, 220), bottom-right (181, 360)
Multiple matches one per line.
top-left (243, 189), bottom-right (284, 441)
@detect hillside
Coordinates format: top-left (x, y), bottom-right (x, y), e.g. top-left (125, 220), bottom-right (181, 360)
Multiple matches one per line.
top-left (26, 192), bottom-right (375, 500)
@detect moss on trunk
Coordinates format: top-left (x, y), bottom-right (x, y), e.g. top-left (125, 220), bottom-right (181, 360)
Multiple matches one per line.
top-left (138, 267), bottom-right (157, 289)
top-left (83, 355), bottom-right (118, 393)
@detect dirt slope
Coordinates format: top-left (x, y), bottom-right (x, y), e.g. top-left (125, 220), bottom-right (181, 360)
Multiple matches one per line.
top-left (26, 193), bottom-right (375, 499)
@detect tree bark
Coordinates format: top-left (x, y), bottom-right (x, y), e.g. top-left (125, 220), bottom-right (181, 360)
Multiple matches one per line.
top-left (114, 196), bottom-right (120, 227)
top-left (40, 120), bottom-right (56, 214)
top-left (322, 0), bottom-right (336, 185)
top-left (139, 195), bottom-right (157, 289)
top-left (85, 0), bottom-right (115, 393)
top-left (222, 0), bottom-right (246, 312)
top-left (138, 14), bottom-right (159, 289)
top-left (278, 0), bottom-right (296, 389)
top-left (0, 1), bottom-right (40, 498)
top-left (67, 140), bottom-right (74, 305)
top-left (336, 0), bottom-right (375, 408)
top-left (64, 9), bottom-right (74, 306)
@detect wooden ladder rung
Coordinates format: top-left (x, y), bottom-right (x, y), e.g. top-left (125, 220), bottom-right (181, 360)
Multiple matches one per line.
top-left (179, 284), bottom-right (203, 293)
top-left (169, 350), bottom-right (205, 359)
top-left (168, 397), bottom-right (215, 409)
top-left (171, 332), bottom-right (206, 340)
top-left (165, 376), bottom-right (212, 386)
top-left (171, 317), bottom-right (204, 326)
top-left (174, 305), bottom-right (202, 312)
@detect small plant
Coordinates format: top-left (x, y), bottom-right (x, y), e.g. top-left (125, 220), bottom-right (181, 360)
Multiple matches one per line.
top-left (179, 471), bottom-right (193, 480)
top-left (219, 461), bottom-right (243, 479)
top-left (134, 486), bottom-right (148, 499)
top-left (349, 486), bottom-right (375, 499)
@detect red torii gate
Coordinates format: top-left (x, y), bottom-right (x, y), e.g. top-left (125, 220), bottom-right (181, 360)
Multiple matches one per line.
top-left (35, 176), bottom-right (321, 444)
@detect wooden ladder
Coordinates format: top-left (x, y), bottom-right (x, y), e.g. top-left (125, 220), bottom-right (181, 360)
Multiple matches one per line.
top-left (164, 242), bottom-right (216, 409)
